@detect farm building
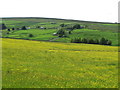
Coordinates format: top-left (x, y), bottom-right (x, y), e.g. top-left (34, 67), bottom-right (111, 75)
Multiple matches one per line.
top-left (53, 33), bottom-right (58, 36)
top-left (26, 27), bottom-right (31, 29)
top-left (40, 27), bottom-right (46, 29)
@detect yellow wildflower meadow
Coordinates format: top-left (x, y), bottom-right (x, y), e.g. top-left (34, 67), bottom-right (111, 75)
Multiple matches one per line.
top-left (2, 38), bottom-right (118, 88)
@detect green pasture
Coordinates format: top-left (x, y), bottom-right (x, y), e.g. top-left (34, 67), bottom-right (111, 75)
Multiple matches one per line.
top-left (56, 29), bottom-right (118, 46)
top-left (1, 28), bottom-right (118, 46)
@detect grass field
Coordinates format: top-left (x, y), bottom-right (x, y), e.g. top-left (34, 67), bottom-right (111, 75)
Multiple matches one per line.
top-left (2, 38), bottom-right (118, 88)
top-left (1, 18), bottom-right (119, 88)
top-left (1, 18), bottom-right (119, 46)
top-left (55, 29), bottom-right (118, 46)
top-left (2, 29), bottom-right (58, 41)
top-left (2, 28), bottom-right (118, 46)
top-left (1, 18), bottom-right (119, 32)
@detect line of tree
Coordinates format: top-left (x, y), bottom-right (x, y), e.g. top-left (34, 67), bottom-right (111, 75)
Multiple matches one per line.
top-left (71, 37), bottom-right (112, 45)
top-left (0, 23), bottom-right (26, 30)
top-left (59, 24), bottom-right (83, 30)
top-left (7, 28), bottom-right (15, 31)
top-left (7, 26), bottom-right (27, 31)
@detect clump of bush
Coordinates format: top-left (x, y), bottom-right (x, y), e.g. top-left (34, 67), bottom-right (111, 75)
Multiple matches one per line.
top-left (12, 28), bottom-right (15, 30)
top-left (57, 24), bottom-right (85, 38)
top-left (60, 24), bottom-right (65, 27)
top-left (73, 24), bottom-right (82, 29)
top-left (1, 23), bottom-right (7, 30)
top-left (71, 37), bottom-right (112, 45)
top-left (60, 23), bottom-right (83, 30)
top-left (21, 26), bottom-right (27, 30)
top-left (56, 28), bottom-right (68, 37)
top-left (7, 29), bottom-right (10, 31)
top-left (28, 34), bottom-right (34, 37)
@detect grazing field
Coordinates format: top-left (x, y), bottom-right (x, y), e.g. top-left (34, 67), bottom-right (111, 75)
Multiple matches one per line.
top-left (2, 29), bottom-right (58, 41)
top-left (1, 18), bottom-right (119, 46)
top-left (2, 28), bottom-right (118, 46)
top-left (1, 18), bottom-right (119, 32)
top-left (55, 29), bottom-right (118, 46)
top-left (2, 38), bottom-right (118, 88)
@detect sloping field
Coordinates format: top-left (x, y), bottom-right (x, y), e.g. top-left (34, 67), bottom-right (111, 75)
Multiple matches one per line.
top-left (2, 38), bottom-right (118, 88)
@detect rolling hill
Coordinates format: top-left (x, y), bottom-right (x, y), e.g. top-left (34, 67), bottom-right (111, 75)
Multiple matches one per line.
top-left (1, 18), bottom-right (119, 46)
top-left (1, 17), bottom-right (119, 88)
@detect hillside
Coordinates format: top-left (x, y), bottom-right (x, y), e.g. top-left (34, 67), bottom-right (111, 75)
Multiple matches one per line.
top-left (1, 17), bottom-right (118, 32)
top-left (1, 18), bottom-right (119, 46)
top-left (2, 38), bottom-right (118, 88)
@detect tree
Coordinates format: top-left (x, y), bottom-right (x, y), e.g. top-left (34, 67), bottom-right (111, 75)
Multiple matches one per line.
top-left (74, 38), bottom-right (79, 43)
top-left (94, 39), bottom-right (99, 44)
top-left (77, 38), bottom-right (82, 43)
top-left (82, 38), bottom-right (88, 43)
top-left (71, 38), bottom-right (82, 43)
top-left (66, 26), bottom-right (74, 31)
top-left (73, 24), bottom-right (81, 29)
top-left (69, 31), bottom-right (72, 34)
top-left (87, 39), bottom-right (95, 44)
top-left (12, 28), bottom-right (15, 30)
top-left (57, 29), bottom-right (66, 37)
top-left (1, 23), bottom-right (7, 30)
top-left (71, 38), bottom-right (74, 43)
top-left (36, 26), bottom-right (40, 28)
top-left (16, 28), bottom-right (20, 30)
top-left (60, 24), bottom-right (65, 27)
top-left (21, 26), bottom-right (27, 30)
top-left (28, 34), bottom-right (33, 37)
top-left (107, 40), bottom-right (112, 45)
top-left (84, 25), bottom-right (88, 28)
top-left (99, 38), bottom-right (107, 45)
top-left (6, 32), bottom-right (9, 34)
top-left (7, 29), bottom-right (10, 31)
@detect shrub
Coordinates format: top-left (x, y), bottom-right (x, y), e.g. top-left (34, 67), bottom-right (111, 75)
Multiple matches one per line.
top-left (71, 38), bottom-right (82, 43)
top-left (36, 26), bottom-right (40, 28)
top-left (57, 29), bottom-right (66, 37)
top-left (12, 28), bottom-right (15, 30)
top-left (82, 38), bottom-right (88, 43)
top-left (99, 38), bottom-right (107, 45)
top-left (28, 34), bottom-right (34, 37)
top-left (71, 38), bottom-right (74, 43)
top-left (6, 32), bottom-right (9, 34)
top-left (107, 40), bottom-right (112, 45)
top-left (69, 31), bottom-right (72, 34)
top-left (60, 24), bottom-right (65, 27)
top-left (21, 26), bottom-right (27, 30)
top-left (1, 23), bottom-right (7, 30)
top-left (74, 38), bottom-right (79, 43)
top-left (16, 28), bottom-right (20, 30)
top-left (87, 39), bottom-right (94, 44)
top-left (94, 39), bottom-right (99, 44)
top-left (73, 24), bottom-right (81, 29)
top-left (71, 37), bottom-right (112, 46)
top-left (7, 29), bottom-right (10, 31)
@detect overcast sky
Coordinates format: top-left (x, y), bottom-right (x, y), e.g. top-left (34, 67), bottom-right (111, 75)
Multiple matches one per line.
top-left (0, 0), bottom-right (119, 23)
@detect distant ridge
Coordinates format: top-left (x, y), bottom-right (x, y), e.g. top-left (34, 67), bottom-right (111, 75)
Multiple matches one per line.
top-left (1, 17), bottom-right (117, 24)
